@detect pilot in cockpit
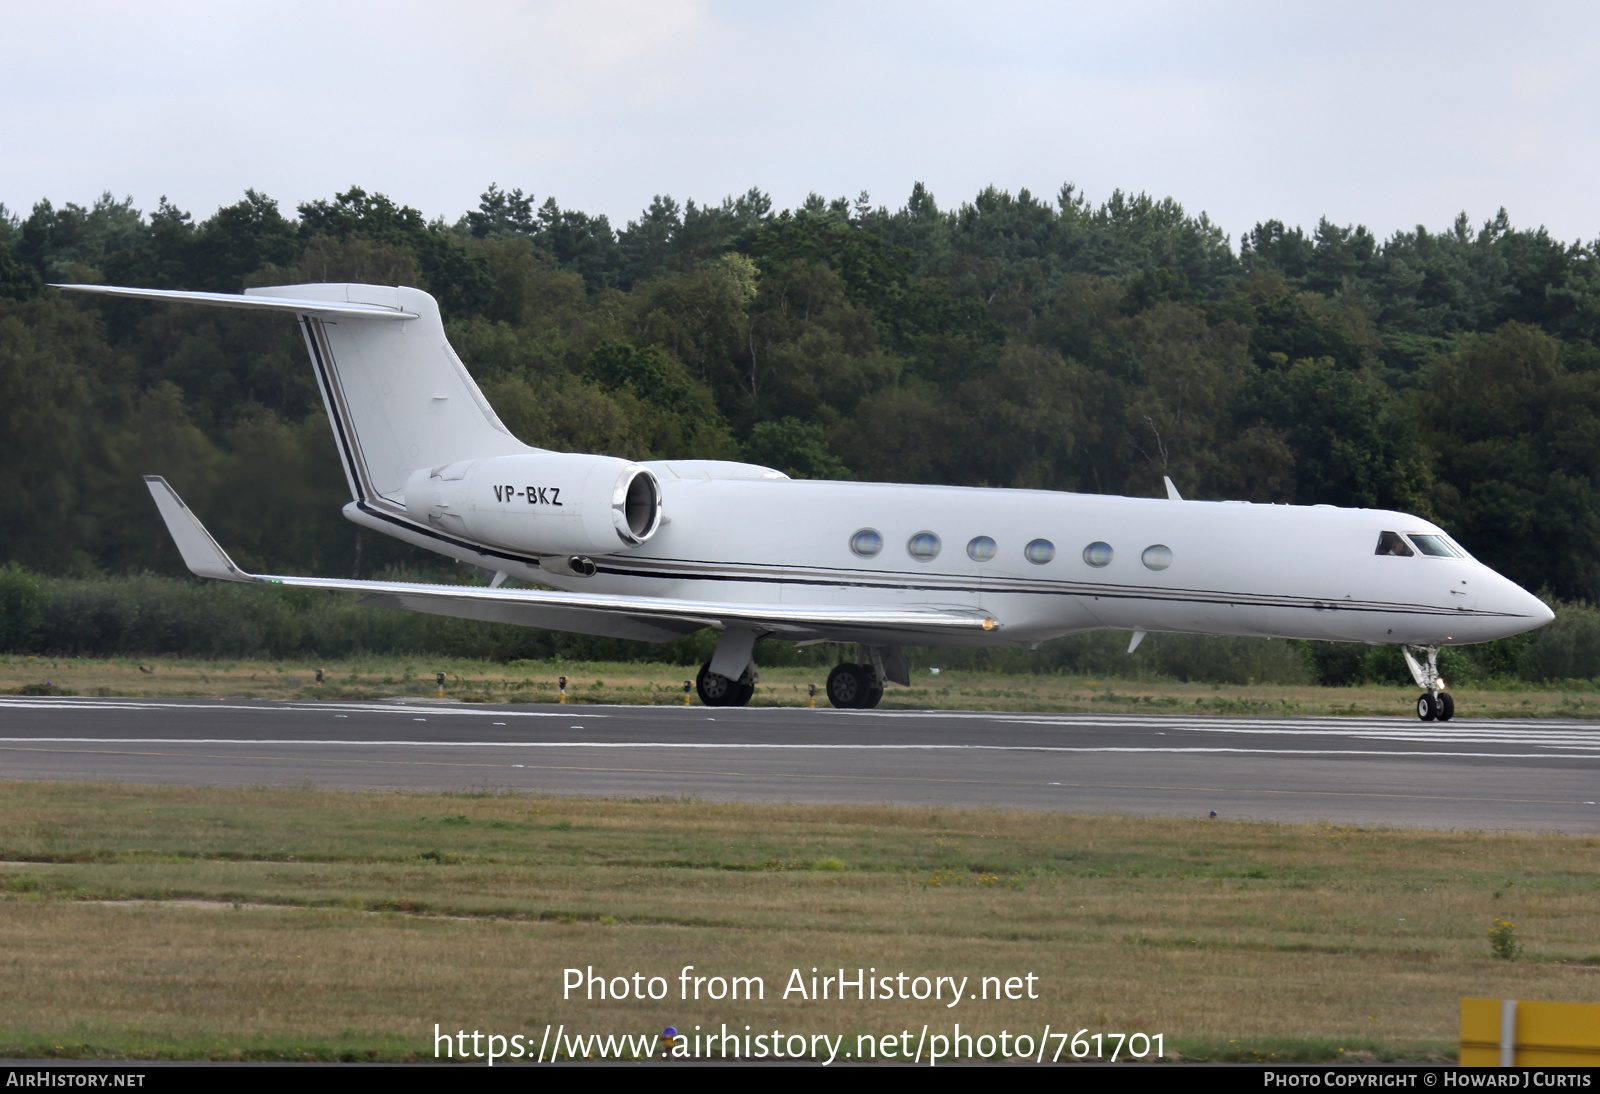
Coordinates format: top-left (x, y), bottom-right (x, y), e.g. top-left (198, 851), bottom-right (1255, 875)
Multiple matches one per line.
top-left (1375, 531), bottom-right (1414, 557)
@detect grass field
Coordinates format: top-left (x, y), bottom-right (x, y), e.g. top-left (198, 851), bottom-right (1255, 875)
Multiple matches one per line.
top-left (0, 782), bottom-right (1596, 1062)
top-left (5, 654), bottom-right (1600, 719)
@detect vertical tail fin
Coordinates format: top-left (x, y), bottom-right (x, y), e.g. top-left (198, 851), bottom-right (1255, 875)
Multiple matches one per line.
top-left (52, 281), bottom-right (533, 505)
top-left (252, 283), bottom-right (533, 501)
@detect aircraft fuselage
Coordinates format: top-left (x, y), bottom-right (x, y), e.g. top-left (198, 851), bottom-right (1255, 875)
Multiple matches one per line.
top-left (348, 474), bottom-right (1550, 649)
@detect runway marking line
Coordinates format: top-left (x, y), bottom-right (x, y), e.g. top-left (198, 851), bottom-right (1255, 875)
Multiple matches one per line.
top-left (0, 736), bottom-right (1592, 761)
top-left (4, 696), bottom-right (1600, 731)
top-left (0, 745), bottom-right (1586, 807)
top-left (0, 699), bottom-right (605, 719)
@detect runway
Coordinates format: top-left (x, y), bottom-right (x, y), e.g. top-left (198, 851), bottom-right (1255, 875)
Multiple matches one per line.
top-left (0, 696), bottom-right (1595, 831)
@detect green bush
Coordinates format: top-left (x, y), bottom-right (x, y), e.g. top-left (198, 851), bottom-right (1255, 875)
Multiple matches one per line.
top-left (0, 563), bottom-right (44, 650)
top-left (1516, 601), bottom-right (1600, 681)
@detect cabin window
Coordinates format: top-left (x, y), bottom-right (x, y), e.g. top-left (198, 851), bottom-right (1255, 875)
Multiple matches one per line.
top-left (1024, 539), bottom-right (1055, 564)
top-left (1408, 534), bottom-right (1461, 558)
top-left (1082, 541), bottom-right (1113, 567)
top-left (967, 536), bottom-right (997, 562)
top-left (1142, 544), bottom-right (1173, 571)
top-left (1375, 531), bottom-right (1414, 557)
top-left (849, 529), bottom-right (883, 557)
top-left (907, 531), bottom-right (942, 561)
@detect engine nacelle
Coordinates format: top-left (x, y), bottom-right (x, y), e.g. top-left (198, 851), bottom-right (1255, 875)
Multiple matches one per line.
top-left (403, 453), bottom-right (662, 557)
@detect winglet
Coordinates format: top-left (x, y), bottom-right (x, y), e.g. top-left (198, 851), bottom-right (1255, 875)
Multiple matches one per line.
top-left (1163, 476), bottom-right (1183, 501)
top-left (143, 476), bottom-right (257, 582)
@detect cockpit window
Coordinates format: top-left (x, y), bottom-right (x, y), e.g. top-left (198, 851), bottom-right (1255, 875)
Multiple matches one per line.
top-left (1375, 531), bottom-right (1414, 557)
top-left (1408, 534), bottom-right (1462, 558)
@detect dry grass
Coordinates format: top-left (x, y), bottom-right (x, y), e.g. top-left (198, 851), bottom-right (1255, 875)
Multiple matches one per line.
top-left (4, 654), bottom-right (1600, 719)
top-left (0, 783), bottom-right (1596, 1061)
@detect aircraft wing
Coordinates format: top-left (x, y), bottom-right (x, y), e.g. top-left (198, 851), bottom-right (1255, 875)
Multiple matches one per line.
top-left (145, 476), bottom-right (999, 644)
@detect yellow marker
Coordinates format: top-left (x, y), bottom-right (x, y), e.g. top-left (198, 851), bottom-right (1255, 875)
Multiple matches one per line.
top-left (559, 675), bottom-right (567, 704)
top-left (683, 679), bottom-right (692, 706)
top-left (808, 683), bottom-right (817, 708)
top-left (1462, 997), bottom-right (1600, 1066)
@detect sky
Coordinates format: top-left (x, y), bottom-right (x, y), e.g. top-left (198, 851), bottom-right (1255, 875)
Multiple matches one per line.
top-left (3, 0), bottom-right (1596, 248)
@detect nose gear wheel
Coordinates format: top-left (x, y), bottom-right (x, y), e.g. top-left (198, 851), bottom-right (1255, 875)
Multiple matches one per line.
top-left (1403, 644), bottom-right (1454, 721)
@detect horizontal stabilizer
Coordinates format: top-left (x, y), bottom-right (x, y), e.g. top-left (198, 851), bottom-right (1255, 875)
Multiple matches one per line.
top-left (52, 284), bottom-right (417, 320)
top-left (146, 478), bottom-right (1000, 644)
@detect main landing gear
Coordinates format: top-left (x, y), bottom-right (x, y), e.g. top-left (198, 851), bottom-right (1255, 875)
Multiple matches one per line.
top-left (696, 626), bottom-right (763, 707)
top-left (1402, 645), bottom-right (1455, 722)
top-left (696, 661), bottom-right (756, 707)
top-left (826, 662), bottom-right (884, 709)
top-left (695, 633), bottom-right (908, 710)
top-left (825, 645), bottom-right (907, 709)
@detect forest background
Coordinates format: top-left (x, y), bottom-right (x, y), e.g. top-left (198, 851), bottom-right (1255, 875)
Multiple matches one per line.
top-left (2, 181), bottom-right (1598, 686)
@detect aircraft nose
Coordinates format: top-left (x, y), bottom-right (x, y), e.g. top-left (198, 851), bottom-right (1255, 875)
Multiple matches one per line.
top-left (1488, 574), bottom-right (1553, 634)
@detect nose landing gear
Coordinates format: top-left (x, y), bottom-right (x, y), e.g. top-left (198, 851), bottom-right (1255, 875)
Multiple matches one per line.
top-left (1402, 645), bottom-right (1455, 722)
top-left (1415, 691), bottom-right (1455, 721)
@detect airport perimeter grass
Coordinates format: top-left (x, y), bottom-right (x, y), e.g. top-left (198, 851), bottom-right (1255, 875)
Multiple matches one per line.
top-left (0, 783), bottom-right (1596, 1063)
top-left (6, 654), bottom-right (1600, 719)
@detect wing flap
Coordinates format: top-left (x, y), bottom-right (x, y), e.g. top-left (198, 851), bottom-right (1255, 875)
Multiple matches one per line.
top-left (356, 591), bottom-right (698, 644)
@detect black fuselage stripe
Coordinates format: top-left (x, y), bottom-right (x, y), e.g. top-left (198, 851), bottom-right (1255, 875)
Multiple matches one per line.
top-left (318, 320), bottom-right (382, 501)
top-left (302, 317), bottom-right (367, 503)
top-left (353, 503), bottom-right (1515, 619)
top-left (357, 502), bottom-right (547, 567)
top-left (352, 501), bottom-right (1515, 620)
top-left (590, 564), bottom-right (1511, 618)
top-left (594, 560), bottom-right (1463, 610)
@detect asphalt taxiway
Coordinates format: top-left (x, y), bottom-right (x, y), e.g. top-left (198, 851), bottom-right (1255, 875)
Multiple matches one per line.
top-left (0, 697), bottom-right (1594, 831)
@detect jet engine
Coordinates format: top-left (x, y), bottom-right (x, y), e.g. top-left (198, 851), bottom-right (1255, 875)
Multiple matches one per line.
top-left (403, 453), bottom-right (662, 559)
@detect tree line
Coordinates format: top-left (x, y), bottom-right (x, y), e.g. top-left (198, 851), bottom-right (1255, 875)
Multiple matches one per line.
top-left (1, 181), bottom-right (1597, 613)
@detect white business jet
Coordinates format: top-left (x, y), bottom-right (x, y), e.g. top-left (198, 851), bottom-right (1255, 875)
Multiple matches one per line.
top-left (57, 282), bottom-right (1553, 720)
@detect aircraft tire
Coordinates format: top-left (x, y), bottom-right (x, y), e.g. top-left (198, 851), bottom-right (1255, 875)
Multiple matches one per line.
top-left (826, 663), bottom-right (870, 708)
top-left (696, 662), bottom-right (743, 707)
top-left (1416, 693), bottom-right (1439, 721)
top-left (734, 680), bottom-right (755, 707)
top-left (1437, 692), bottom-right (1454, 721)
top-left (861, 685), bottom-right (884, 709)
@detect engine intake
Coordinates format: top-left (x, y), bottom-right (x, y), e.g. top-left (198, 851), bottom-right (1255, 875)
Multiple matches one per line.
top-left (403, 453), bottom-right (662, 557)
